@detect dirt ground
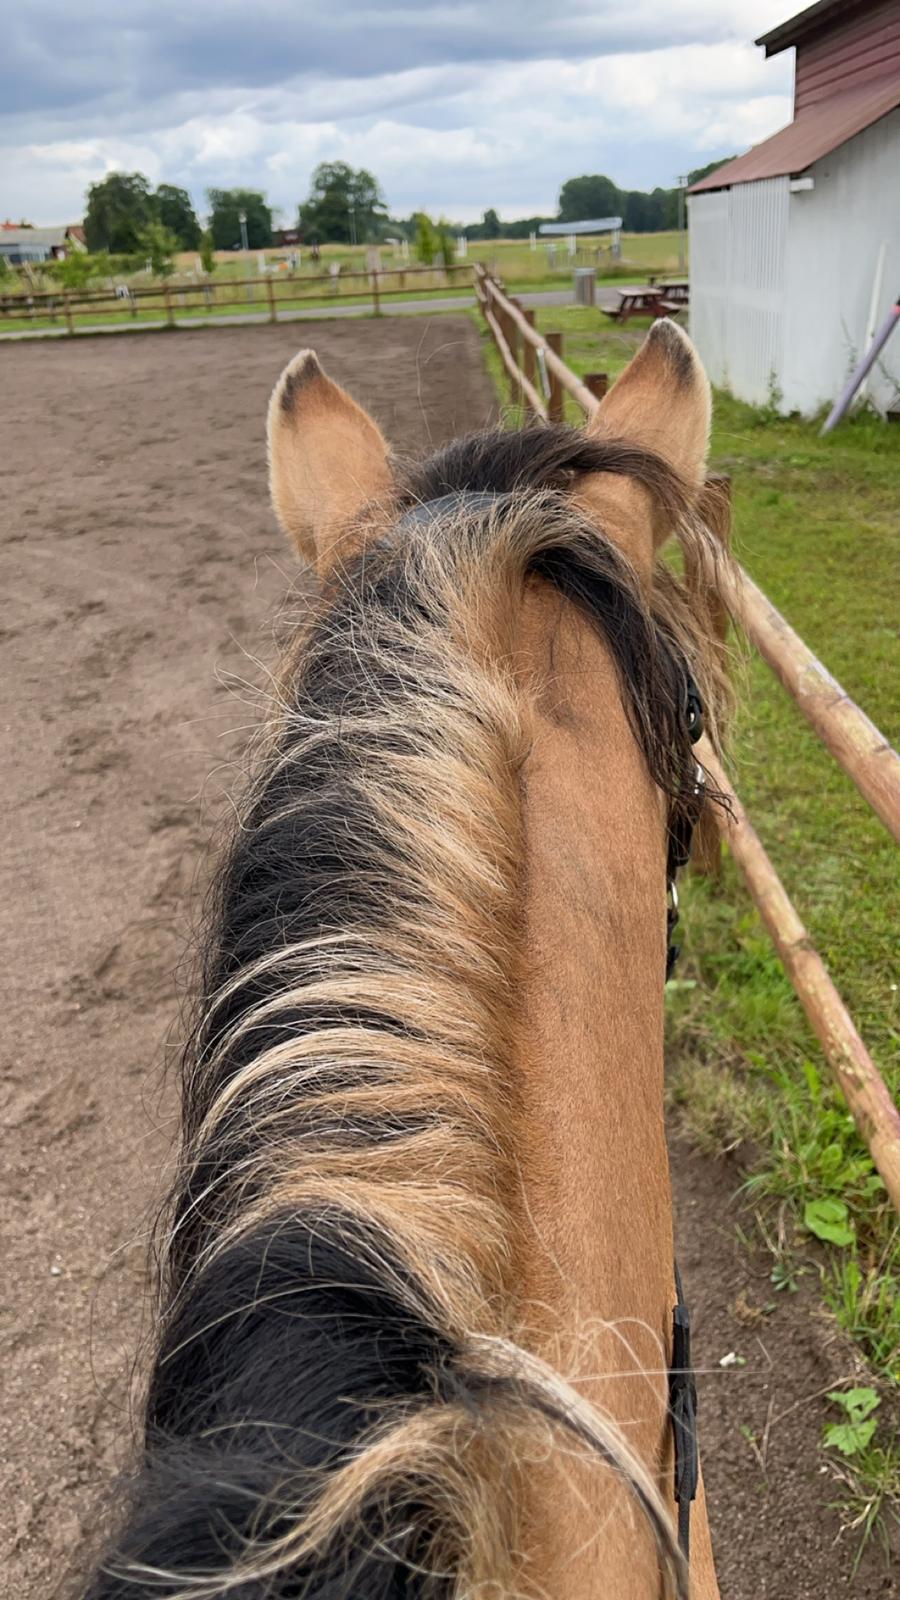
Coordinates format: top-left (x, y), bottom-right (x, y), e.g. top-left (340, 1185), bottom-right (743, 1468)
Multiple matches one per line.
top-left (1, 319), bottom-right (891, 1598)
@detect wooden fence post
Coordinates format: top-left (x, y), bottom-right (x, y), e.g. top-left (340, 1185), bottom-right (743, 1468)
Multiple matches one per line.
top-left (163, 285), bottom-right (175, 328)
top-left (584, 372), bottom-right (609, 400)
top-left (63, 291), bottom-right (74, 335)
top-left (372, 271), bottom-right (381, 315)
top-left (509, 311), bottom-right (523, 405)
top-left (504, 300), bottom-right (524, 410)
top-left (688, 475), bottom-right (732, 876)
top-left (546, 331), bottom-right (565, 422)
top-left (266, 276), bottom-right (277, 323)
top-left (520, 308), bottom-right (538, 412)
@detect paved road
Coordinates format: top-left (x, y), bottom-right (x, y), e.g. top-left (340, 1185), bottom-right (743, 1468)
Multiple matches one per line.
top-left (0, 289), bottom-right (576, 342)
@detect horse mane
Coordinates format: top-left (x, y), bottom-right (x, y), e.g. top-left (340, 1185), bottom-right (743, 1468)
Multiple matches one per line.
top-left (87, 427), bottom-right (728, 1600)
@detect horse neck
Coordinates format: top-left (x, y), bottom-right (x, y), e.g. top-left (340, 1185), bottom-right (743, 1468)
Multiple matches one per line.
top-left (512, 580), bottom-right (676, 1598)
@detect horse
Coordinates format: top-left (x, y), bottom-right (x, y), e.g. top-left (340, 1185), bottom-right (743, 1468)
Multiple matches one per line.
top-left (87, 318), bottom-right (730, 1599)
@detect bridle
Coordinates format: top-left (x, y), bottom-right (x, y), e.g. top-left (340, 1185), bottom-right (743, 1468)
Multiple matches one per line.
top-left (666, 673), bottom-right (706, 980)
top-left (665, 666), bottom-right (705, 1565)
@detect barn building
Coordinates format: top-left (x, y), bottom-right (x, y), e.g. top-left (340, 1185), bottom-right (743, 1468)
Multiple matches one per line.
top-left (688, 0), bottom-right (900, 416)
top-left (0, 223), bottom-right (87, 265)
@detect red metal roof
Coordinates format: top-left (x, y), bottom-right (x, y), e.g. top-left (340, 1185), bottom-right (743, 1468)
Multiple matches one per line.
top-left (688, 76), bottom-right (900, 190)
top-left (794, 2), bottom-right (900, 113)
top-left (756, 0), bottom-right (873, 57)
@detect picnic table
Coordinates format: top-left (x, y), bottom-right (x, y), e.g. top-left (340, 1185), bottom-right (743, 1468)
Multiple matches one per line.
top-left (602, 283), bottom-right (688, 323)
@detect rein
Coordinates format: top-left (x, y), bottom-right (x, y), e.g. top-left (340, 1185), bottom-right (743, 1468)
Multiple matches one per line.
top-left (665, 669), bottom-right (705, 1565)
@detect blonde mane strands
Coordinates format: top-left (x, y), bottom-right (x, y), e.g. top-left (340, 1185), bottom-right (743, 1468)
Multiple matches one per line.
top-left (89, 427), bottom-right (730, 1600)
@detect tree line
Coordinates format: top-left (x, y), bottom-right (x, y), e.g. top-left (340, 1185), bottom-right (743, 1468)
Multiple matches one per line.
top-left (75, 156), bottom-right (735, 269)
top-left (464, 163), bottom-right (731, 239)
top-left (83, 172), bottom-right (275, 256)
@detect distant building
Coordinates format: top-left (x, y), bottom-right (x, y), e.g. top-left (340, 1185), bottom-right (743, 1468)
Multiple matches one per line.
top-left (0, 224), bottom-right (87, 265)
top-left (688, 0), bottom-right (900, 415)
top-left (539, 218), bottom-right (622, 235)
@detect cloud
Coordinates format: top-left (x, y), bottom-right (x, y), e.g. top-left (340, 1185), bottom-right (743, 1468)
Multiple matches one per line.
top-left (1, 3), bottom-right (793, 223)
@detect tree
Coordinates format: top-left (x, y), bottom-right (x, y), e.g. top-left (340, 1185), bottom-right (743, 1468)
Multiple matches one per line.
top-left (435, 219), bottom-right (456, 267)
top-left (207, 189), bottom-right (273, 251)
top-left (414, 212), bottom-right (437, 265)
top-left (480, 208), bottom-right (501, 239)
top-left (686, 158), bottom-right (735, 188)
top-left (647, 186), bottom-right (679, 230)
top-left (199, 229), bottom-right (217, 275)
top-left (154, 184), bottom-right (200, 249)
top-left (84, 171), bottom-right (155, 253)
top-left (298, 163), bottom-right (387, 244)
top-left (622, 190), bottom-right (651, 232)
top-left (501, 213), bottom-right (550, 240)
top-left (49, 251), bottom-right (106, 290)
top-left (557, 174), bottom-right (622, 222)
top-left (139, 221), bottom-right (178, 278)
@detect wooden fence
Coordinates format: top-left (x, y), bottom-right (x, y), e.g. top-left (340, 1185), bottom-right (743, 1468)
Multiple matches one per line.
top-left (0, 263), bottom-right (475, 333)
top-left (475, 264), bottom-right (900, 1214)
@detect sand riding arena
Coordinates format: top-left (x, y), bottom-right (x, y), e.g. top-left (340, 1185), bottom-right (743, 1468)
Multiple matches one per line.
top-left (2, 319), bottom-right (891, 1600)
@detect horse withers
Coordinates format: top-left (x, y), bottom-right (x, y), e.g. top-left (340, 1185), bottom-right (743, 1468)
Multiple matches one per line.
top-left (88, 320), bottom-right (728, 1599)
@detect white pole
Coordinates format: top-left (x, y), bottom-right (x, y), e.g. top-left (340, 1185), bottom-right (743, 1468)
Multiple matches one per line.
top-left (677, 175), bottom-right (688, 274)
top-left (239, 209), bottom-right (251, 302)
top-left (529, 231), bottom-right (536, 251)
top-left (857, 242), bottom-right (887, 404)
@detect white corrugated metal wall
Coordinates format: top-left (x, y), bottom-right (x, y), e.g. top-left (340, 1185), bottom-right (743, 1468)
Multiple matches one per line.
top-left (688, 108), bottom-right (900, 415)
top-left (688, 178), bottom-right (790, 407)
top-left (782, 109), bottom-right (900, 414)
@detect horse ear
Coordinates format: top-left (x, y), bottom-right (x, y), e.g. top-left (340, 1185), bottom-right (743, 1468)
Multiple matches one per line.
top-left (574, 321), bottom-right (711, 581)
top-left (267, 350), bottom-right (394, 570)
top-left (588, 319), bottom-right (711, 491)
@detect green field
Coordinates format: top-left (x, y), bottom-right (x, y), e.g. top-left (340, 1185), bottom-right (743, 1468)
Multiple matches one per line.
top-left (467, 230), bottom-right (685, 286)
top-left (478, 302), bottom-right (900, 1541)
top-left (0, 233), bottom-right (683, 337)
top-left (0, 265), bottom-right (472, 336)
top-left (195, 231), bottom-right (685, 286)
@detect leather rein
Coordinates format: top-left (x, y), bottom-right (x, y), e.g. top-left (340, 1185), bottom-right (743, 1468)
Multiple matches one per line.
top-left (665, 670), bottom-right (705, 1565)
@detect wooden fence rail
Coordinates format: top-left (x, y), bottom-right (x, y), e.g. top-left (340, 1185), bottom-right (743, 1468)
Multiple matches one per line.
top-left (720, 567), bottom-right (900, 845)
top-left (701, 744), bottom-right (900, 1212)
top-left (475, 264), bottom-right (900, 1215)
top-left (1, 263), bottom-right (476, 330)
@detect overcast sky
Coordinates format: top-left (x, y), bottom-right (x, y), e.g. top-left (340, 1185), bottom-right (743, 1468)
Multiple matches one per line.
top-left (3, 2), bottom-right (795, 226)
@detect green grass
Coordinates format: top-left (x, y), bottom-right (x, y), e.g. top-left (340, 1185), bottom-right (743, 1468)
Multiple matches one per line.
top-left (469, 230), bottom-right (685, 285)
top-left (473, 302), bottom-right (900, 1552)
top-left (1, 232), bottom-right (683, 337)
top-left (825, 1419), bottom-right (900, 1572)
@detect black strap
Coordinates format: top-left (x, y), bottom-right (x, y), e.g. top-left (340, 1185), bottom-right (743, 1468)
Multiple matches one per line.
top-left (665, 667), bottom-right (705, 982)
top-left (669, 1262), bottom-right (699, 1562)
top-left (396, 491), bottom-right (503, 531)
